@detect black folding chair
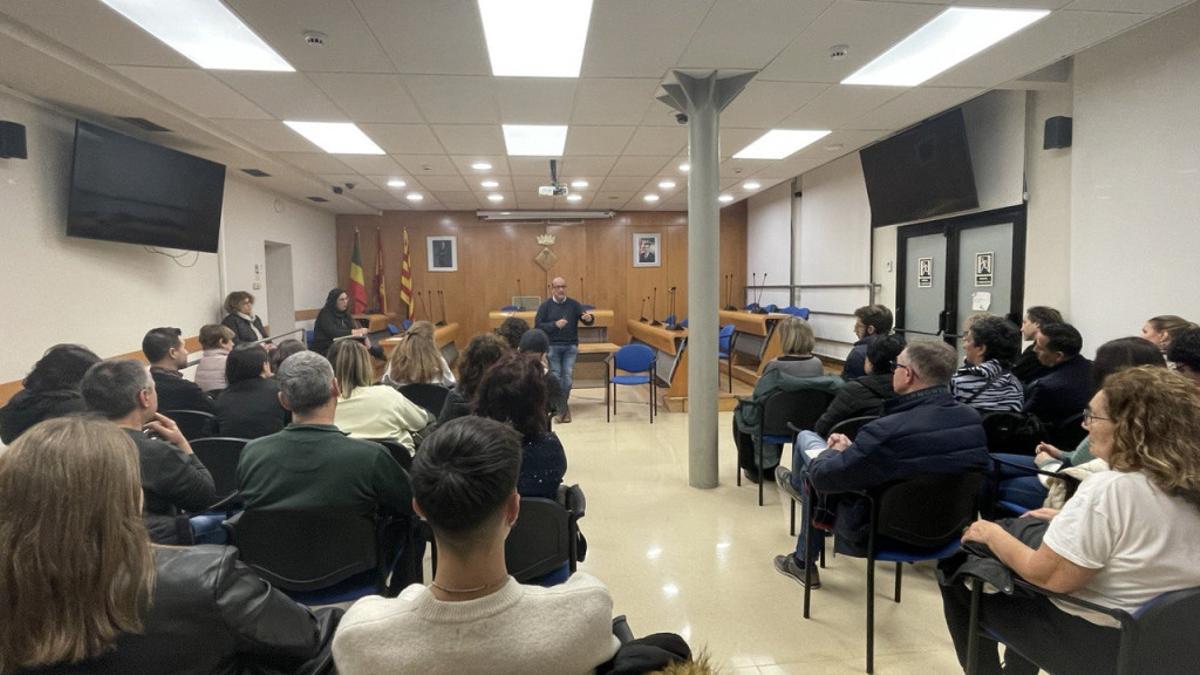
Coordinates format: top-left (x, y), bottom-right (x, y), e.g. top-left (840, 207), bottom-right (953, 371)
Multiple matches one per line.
top-left (189, 437), bottom-right (249, 512)
top-left (162, 409), bottom-right (215, 440)
top-left (365, 438), bottom-right (413, 471)
top-left (785, 416), bottom-right (878, 536)
top-left (737, 388), bottom-right (834, 506)
top-left (980, 411), bottom-right (1041, 455)
top-left (1046, 411), bottom-right (1087, 450)
top-left (398, 383), bottom-right (451, 418)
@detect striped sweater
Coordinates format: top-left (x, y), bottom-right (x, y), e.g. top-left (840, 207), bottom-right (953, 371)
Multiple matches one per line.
top-left (950, 359), bottom-right (1024, 413)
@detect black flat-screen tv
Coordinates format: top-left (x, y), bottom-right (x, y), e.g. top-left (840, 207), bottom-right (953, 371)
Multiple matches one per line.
top-left (859, 108), bottom-right (978, 227)
top-left (67, 121), bottom-right (226, 252)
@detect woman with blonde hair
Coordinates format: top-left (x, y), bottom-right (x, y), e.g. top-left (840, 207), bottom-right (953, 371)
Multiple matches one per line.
top-left (762, 316), bottom-right (824, 378)
top-left (331, 339), bottom-right (432, 447)
top-left (1141, 314), bottom-right (1197, 354)
top-left (0, 416), bottom-right (334, 674)
top-left (942, 366), bottom-right (1200, 675)
top-left (382, 320), bottom-right (456, 388)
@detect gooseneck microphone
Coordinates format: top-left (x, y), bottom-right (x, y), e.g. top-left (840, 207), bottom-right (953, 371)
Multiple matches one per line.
top-left (650, 287), bottom-right (661, 326)
top-left (639, 296), bottom-right (649, 323)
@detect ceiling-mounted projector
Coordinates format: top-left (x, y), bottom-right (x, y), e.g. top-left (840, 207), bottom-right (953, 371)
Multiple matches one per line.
top-left (538, 158), bottom-right (568, 197)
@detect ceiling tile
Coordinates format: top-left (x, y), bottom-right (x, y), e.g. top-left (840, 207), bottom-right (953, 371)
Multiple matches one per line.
top-left (565, 126), bottom-right (636, 155)
top-left (403, 75), bottom-right (499, 124)
top-left (849, 87), bottom-right (983, 130)
top-left (1064, 0), bottom-right (1183, 9)
top-left (450, 155), bottom-right (513, 176)
top-left (602, 176), bottom-right (654, 191)
top-left (432, 125), bottom-right (506, 155)
top-left (112, 67), bottom-right (271, 119)
top-left (594, 192), bottom-right (633, 209)
top-left (678, 0), bottom-right (834, 69)
top-left (581, 0), bottom-right (713, 77)
top-left (720, 158), bottom-right (775, 178)
top-left (212, 119), bottom-right (321, 152)
top-left (720, 81), bottom-right (829, 128)
top-left (308, 73), bottom-right (423, 123)
top-left (624, 127), bottom-right (688, 157)
top-left (494, 78), bottom-right (577, 124)
top-left (364, 175), bottom-right (415, 190)
top-left (508, 157), bottom-right (558, 176)
top-left (214, 73), bottom-right (345, 120)
top-left (560, 156), bottom-right (618, 176)
top-left (511, 175), bottom-right (550, 191)
top-left (225, 0), bottom-right (395, 73)
top-left (781, 85), bottom-right (905, 130)
top-left (1, 2), bottom-right (195, 67)
top-left (335, 155), bottom-right (403, 173)
top-left (719, 128), bottom-right (772, 158)
top-left (466, 175), bottom-right (514, 192)
top-left (414, 176), bottom-right (471, 191)
top-left (394, 154), bottom-right (463, 176)
top-left (352, 0), bottom-right (491, 75)
top-left (571, 78), bottom-right (664, 125)
top-left (360, 124), bottom-right (444, 154)
top-left (640, 97), bottom-right (687, 127)
top-left (276, 152), bottom-right (356, 174)
top-left (610, 155), bottom-right (672, 176)
top-left (318, 173), bottom-right (365, 186)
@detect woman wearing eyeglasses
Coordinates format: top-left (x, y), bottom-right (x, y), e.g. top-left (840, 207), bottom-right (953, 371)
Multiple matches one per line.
top-left (941, 366), bottom-right (1200, 675)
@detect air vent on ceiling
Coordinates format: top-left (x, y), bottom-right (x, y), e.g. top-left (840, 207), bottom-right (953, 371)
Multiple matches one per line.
top-left (116, 116), bottom-right (172, 132)
top-left (241, 168), bottom-right (271, 177)
top-left (307, 196), bottom-right (329, 203)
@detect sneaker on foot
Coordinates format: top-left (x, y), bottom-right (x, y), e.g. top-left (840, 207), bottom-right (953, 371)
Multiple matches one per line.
top-left (775, 467), bottom-right (802, 502)
top-left (560, 411), bottom-right (572, 423)
top-left (774, 554), bottom-right (821, 589)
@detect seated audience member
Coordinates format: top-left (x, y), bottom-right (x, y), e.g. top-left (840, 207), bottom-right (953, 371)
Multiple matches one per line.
top-left (382, 320), bottom-right (456, 388)
top-left (269, 338), bottom-right (307, 373)
top-left (994, 336), bottom-right (1166, 511)
top-left (495, 316), bottom-right (531, 350)
top-left (329, 340), bottom-right (432, 447)
top-left (311, 287), bottom-right (370, 355)
top-left (221, 290), bottom-right (268, 345)
top-left (440, 332), bottom-right (509, 424)
top-left (237, 350), bottom-right (412, 522)
top-left (1141, 314), bottom-right (1197, 355)
top-left (775, 341), bottom-right (989, 588)
top-left (1168, 327), bottom-right (1200, 386)
top-left (950, 315), bottom-right (1024, 412)
top-left (1023, 323), bottom-right (1092, 427)
top-left (0, 344), bottom-right (99, 445)
top-left (0, 416), bottom-right (336, 675)
top-left (763, 317), bottom-right (824, 378)
top-left (1011, 306), bottom-right (1063, 383)
top-left (517, 328), bottom-right (564, 415)
top-left (81, 360), bottom-right (216, 544)
top-left (842, 304), bottom-right (893, 379)
top-left (474, 353), bottom-right (566, 499)
top-left (214, 344), bottom-right (288, 439)
top-left (331, 416), bottom-right (619, 675)
top-left (194, 324), bottom-right (235, 393)
top-left (813, 335), bottom-right (904, 437)
top-left (942, 366), bottom-right (1200, 675)
top-left (142, 327), bottom-right (214, 414)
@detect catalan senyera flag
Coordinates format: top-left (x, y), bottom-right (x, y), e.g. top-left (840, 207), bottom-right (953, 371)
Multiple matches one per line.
top-left (348, 229), bottom-right (368, 314)
top-left (372, 227), bottom-right (388, 314)
top-left (399, 227), bottom-right (414, 319)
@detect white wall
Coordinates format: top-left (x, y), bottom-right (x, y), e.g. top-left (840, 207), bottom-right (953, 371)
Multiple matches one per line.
top-left (0, 90), bottom-right (336, 384)
top-left (1069, 0), bottom-right (1200, 350)
top-left (1023, 85), bottom-right (1073, 316)
top-left (745, 181), bottom-right (792, 309)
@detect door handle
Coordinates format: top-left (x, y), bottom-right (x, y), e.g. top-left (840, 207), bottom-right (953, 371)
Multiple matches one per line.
top-left (937, 309), bottom-right (950, 336)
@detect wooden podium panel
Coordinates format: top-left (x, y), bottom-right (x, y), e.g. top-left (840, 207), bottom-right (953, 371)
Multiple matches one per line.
top-left (487, 309), bottom-right (614, 329)
top-left (380, 322), bottom-right (461, 365)
top-left (353, 313), bottom-right (397, 333)
top-left (719, 310), bottom-right (789, 383)
top-left (627, 320), bottom-right (688, 404)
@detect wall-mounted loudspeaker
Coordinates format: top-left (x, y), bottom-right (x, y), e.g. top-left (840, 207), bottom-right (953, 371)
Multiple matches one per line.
top-left (0, 121), bottom-right (27, 159)
top-left (1043, 116), bottom-right (1072, 150)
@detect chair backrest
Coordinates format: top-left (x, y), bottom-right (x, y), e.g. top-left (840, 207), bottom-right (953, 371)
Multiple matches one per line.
top-left (500, 305), bottom-right (519, 311)
top-left (232, 509), bottom-right (383, 593)
top-left (189, 437), bottom-right (249, 501)
top-left (386, 323), bottom-right (401, 335)
top-left (679, 318), bottom-right (688, 328)
top-left (398, 383), bottom-right (451, 417)
top-left (828, 415), bottom-right (877, 441)
top-left (401, 319), bottom-right (413, 330)
top-left (718, 324), bottom-right (735, 352)
top-left (614, 344), bottom-right (655, 373)
top-left (664, 313), bottom-right (676, 326)
top-left (1047, 412), bottom-right (1087, 450)
top-left (504, 497), bottom-right (572, 583)
top-left (761, 389), bottom-right (834, 437)
top-left (765, 304), bottom-right (779, 313)
top-left (1127, 586), bottom-right (1200, 673)
top-left (874, 472), bottom-right (985, 549)
top-left (366, 438), bottom-right (413, 471)
top-left (981, 412), bottom-right (1041, 455)
top-left (162, 409), bottom-right (215, 441)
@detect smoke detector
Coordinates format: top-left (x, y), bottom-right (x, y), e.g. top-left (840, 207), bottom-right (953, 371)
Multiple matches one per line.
top-left (829, 44), bottom-right (849, 61)
top-left (303, 31), bottom-right (328, 47)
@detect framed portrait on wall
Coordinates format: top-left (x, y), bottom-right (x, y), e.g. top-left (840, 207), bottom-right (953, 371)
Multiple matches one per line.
top-left (633, 232), bottom-right (661, 268)
top-left (427, 235), bottom-right (457, 272)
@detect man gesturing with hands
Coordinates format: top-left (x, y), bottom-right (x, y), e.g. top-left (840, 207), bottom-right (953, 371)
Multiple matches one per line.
top-left (534, 277), bottom-right (594, 423)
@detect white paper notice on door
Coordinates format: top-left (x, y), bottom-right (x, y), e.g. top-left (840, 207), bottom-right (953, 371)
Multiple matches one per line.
top-left (971, 292), bottom-right (992, 311)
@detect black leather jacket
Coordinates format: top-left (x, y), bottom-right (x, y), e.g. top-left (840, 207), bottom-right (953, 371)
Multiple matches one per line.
top-left (21, 546), bottom-right (339, 675)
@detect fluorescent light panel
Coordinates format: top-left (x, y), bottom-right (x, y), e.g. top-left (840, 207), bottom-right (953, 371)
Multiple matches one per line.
top-left (283, 121), bottom-right (384, 155)
top-left (733, 129), bottom-right (830, 160)
top-left (98, 0), bottom-right (293, 71)
top-left (843, 7), bottom-right (1049, 87)
top-left (478, 0), bottom-right (593, 77)
top-left (502, 124), bottom-right (568, 157)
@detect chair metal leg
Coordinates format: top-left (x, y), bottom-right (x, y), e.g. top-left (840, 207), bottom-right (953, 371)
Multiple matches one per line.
top-left (802, 480), bottom-right (813, 620)
top-left (819, 536), bottom-right (826, 568)
top-left (866, 556), bottom-right (876, 674)
top-left (894, 562), bottom-right (902, 603)
top-left (789, 498), bottom-right (795, 536)
top-left (606, 379), bottom-right (611, 423)
top-left (757, 439), bottom-right (764, 506)
top-left (966, 578), bottom-right (982, 675)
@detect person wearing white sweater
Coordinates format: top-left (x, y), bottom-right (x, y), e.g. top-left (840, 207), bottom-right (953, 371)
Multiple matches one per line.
top-left (332, 417), bottom-right (620, 675)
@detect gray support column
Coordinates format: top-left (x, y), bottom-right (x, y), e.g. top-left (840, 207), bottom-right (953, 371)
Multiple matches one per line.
top-left (659, 70), bottom-right (755, 488)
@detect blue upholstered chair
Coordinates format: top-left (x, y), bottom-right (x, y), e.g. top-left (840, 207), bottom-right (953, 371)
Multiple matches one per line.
top-left (718, 324), bottom-right (736, 393)
top-left (607, 344), bottom-right (656, 423)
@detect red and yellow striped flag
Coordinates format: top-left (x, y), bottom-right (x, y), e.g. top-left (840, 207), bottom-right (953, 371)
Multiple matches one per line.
top-left (372, 227), bottom-right (388, 314)
top-left (348, 228), bottom-right (368, 314)
top-left (399, 227), bottom-right (414, 318)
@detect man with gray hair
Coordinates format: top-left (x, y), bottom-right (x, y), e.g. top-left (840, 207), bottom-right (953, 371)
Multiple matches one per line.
top-left (773, 340), bottom-right (989, 588)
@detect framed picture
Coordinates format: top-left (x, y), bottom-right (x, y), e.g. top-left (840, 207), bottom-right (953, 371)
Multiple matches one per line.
top-left (917, 256), bottom-right (934, 288)
top-left (427, 235), bottom-right (457, 272)
top-left (974, 251), bottom-right (994, 287)
top-left (633, 232), bottom-right (661, 268)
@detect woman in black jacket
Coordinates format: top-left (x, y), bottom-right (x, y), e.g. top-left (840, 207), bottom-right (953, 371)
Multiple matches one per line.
top-left (1, 416), bottom-right (338, 675)
top-left (813, 334), bottom-right (905, 436)
top-left (214, 345), bottom-right (290, 439)
top-left (0, 344), bottom-right (100, 444)
top-left (220, 291), bottom-right (269, 345)
top-left (311, 288), bottom-right (369, 355)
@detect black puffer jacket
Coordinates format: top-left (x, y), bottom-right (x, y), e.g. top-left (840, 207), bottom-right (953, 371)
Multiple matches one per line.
top-left (20, 545), bottom-right (340, 675)
top-left (0, 388), bottom-right (87, 444)
top-left (813, 373), bottom-right (896, 437)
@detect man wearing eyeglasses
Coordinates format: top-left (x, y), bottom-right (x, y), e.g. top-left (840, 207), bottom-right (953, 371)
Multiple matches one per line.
top-left (773, 340), bottom-right (989, 588)
top-left (534, 277), bottom-right (595, 423)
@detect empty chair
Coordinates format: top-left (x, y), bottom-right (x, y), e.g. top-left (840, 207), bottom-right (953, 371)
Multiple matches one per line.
top-left (718, 324), bottom-right (736, 393)
top-left (161, 409), bottom-right (215, 441)
top-left (607, 343), bottom-right (656, 423)
top-left (397, 382), bottom-right (451, 418)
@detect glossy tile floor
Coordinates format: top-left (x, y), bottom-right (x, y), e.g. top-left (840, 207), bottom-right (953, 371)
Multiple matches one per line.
top-left (548, 386), bottom-right (965, 674)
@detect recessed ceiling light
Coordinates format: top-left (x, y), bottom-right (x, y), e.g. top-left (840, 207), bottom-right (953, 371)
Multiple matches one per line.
top-left (658, 180), bottom-right (676, 190)
top-left (743, 180), bottom-right (761, 190)
top-left (643, 194), bottom-right (660, 203)
top-left (733, 129), bottom-right (831, 160)
top-left (481, 179), bottom-right (500, 188)
top-left (478, 0), bottom-right (593, 77)
top-left (471, 161), bottom-right (493, 171)
top-left (843, 7), bottom-right (1049, 87)
top-left (679, 163), bottom-right (690, 173)
top-left (387, 178), bottom-right (407, 188)
top-left (570, 179), bottom-right (589, 188)
top-left (567, 194), bottom-right (583, 202)
top-left (502, 124), bottom-right (568, 156)
top-left (97, 0), bottom-right (294, 71)
top-left (406, 193), bottom-right (424, 202)
top-left (487, 193), bottom-right (504, 202)
top-left (283, 121), bottom-right (385, 155)
top-left (719, 194), bottom-right (734, 203)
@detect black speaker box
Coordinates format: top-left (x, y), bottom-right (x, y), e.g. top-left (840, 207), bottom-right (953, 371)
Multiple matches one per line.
top-left (1043, 116), bottom-right (1072, 150)
top-left (0, 121), bottom-right (27, 159)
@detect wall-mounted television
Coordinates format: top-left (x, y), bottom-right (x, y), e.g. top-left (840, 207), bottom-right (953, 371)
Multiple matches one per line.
top-left (859, 108), bottom-right (979, 227)
top-left (66, 121), bottom-right (226, 252)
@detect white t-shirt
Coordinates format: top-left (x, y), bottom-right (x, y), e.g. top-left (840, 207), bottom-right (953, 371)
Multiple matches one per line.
top-left (1042, 470), bottom-right (1200, 626)
top-left (332, 573), bottom-right (620, 675)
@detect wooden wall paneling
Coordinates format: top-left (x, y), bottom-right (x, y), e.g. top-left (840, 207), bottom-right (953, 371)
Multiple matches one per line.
top-left (665, 223), bottom-right (689, 322)
top-left (584, 220), bottom-right (630, 345)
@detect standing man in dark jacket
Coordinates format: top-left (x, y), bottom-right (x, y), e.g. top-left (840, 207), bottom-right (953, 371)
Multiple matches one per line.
top-left (775, 340), bottom-right (989, 588)
top-left (842, 305), bottom-right (894, 380)
top-left (1023, 322), bottom-right (1092, 427)
top-left (534, 277), bottom-right (594, 423)
top-left (81, 359), bottom-right (217, 544)
top-left (143, 327), bottom-right (215, 415)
